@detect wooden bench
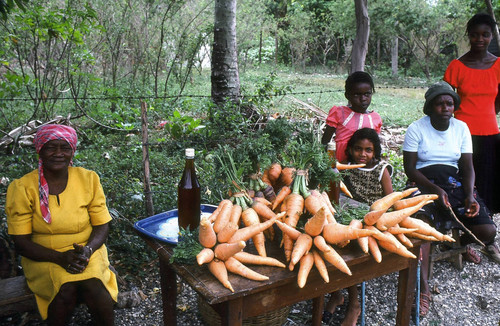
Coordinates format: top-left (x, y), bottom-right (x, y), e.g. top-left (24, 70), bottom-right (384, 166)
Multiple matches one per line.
top-left (428, 228), bottom-right (466, 279)
top-left (0, 275), bottom-right (37, 318)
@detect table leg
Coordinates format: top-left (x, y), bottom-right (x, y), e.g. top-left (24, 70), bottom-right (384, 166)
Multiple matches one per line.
top-left (311, 295), bottom-right (325, 326)
top-left (219, 297), bottom-right (243, 326)
top-left (396, 251), bottom-right (419, 326)
top-left (159, 256), bottom-right (177, 326)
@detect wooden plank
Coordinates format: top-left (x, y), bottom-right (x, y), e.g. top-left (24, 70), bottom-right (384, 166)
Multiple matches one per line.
top-left (0, 276), bottom-right (36, 317)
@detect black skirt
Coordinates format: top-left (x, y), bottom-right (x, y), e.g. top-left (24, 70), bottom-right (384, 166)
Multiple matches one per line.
top-left (413, 164), bottom-right (494, 232)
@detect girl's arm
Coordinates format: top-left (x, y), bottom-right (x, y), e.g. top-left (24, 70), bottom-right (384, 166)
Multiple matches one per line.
top-left (380, 167), bottom-right (393, 196)
top-left (457, 153), bottom-right (479, 217)
top-left (495, 84), bottom-right (500, 114)
top-left (403, 151), bottom-right (449, 207)
top-left (321, 125), bottom-right (336, 145)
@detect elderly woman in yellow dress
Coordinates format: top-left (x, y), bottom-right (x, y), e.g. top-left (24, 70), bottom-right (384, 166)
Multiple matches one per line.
top-left (6, 124), bottom-right (118, 325)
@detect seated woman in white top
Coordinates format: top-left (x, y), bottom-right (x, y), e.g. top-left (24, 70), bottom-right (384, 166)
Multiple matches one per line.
top-left (402, 81), bottom-right (499, 316)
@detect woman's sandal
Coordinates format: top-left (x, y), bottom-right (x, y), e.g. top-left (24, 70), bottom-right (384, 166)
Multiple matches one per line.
top-left (463, 245), bottom-right (481, 264)
top-left (419, 292), bottom-right (431, 317)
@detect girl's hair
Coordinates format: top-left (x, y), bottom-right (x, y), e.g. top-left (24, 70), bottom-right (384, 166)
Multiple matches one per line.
top-left (345, 71), bottom-right (375, 95)
top-left (345, 128), bottom-right (382, 162)
top-left (466, 13), bottom-right (497, 34)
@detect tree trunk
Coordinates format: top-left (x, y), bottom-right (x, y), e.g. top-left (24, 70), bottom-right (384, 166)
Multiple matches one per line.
top-left (211, 0), bottom-right (240, 105)
top-left (485, 0), bottom-right (500, 55)
top-left (391, 36), bottom-right (398, 77)
top-left (351, 0), bottom-right (369, 73)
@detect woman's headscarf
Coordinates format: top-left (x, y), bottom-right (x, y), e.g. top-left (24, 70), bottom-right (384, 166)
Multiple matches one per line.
top-left (34, 124), bottom-right (78, 223)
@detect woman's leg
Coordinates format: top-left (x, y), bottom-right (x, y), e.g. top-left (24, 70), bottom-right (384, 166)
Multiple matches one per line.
top-left (47, 282), bottom-right (79, 326)
top-left (80, 278), bottom-right (115, 326)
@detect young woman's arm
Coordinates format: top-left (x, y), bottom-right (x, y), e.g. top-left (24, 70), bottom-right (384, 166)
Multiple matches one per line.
top-left (321, 125), bottom-right (336, 145)
top-left (403, 151), bottom-right (449, 207)
top-left (380, 167), bottom-right (393, 195)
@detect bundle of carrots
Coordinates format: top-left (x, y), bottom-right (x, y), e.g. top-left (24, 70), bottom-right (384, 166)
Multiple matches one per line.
top-left (195, 193), bottom-right (287, 292)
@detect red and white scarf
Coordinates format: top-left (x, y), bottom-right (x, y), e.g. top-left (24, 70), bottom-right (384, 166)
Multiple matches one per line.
top-left (33, 124), bottom-right (78, 224)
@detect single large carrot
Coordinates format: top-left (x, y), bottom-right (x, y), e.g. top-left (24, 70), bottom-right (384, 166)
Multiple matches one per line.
top-left (283, 192), bottom-right (305, 262)
top-left (322, 223), bottom-right (376, 245)
top-left (224, 257), bottom-right (269, 281)
top-left (363, 209), bottom-right (386, 226)
top-left (208, 199), bottom-right (232, 223)
top-left (196, 248), bottom-right (215, 266)
top-left (233, 251), bottom-right (286, 268)
top-left (375, 200), bottom-right (433, 231)
top-left (400, 217), bottom-right (455, 242)
top-left (297, 252), bottom-right (314, 288)
top-left (254, 197), bottom-right (272, 208)
top-left (367, 236), bottom-right (382, 263)
top-left (252, 200), bottom-right (278, 220)
top-left (313, 235), bottom-right (332, 253)
top-left (386, 225), bottom-right (418, 235)
top-left (229, 215), bottom-right (278, 245)
top-left (369, 187), bottom-right (418, 212)
top-left (217, 222), bottom-right (239, 243)
top-left (290, 233), bottom-right (313, 269)
top-left (321, 191), bottom-right (337, 216)
top-left (336, 162), bottom-right (366, 170)
top-left (350, 219), bottom-right (368, 254)
top-left (272, 186), bottom-right (291, 211)
top-left (199, 218), bottom-right (217, 248)
top-left (277, 167), bottom-right (295, 189)
top-left (364, 225), bottom-right (402, 248)
top-left (261, 168), bottom-right (272, 186)
top-left (377, 235), bottom-right (416, 259)
top-left (208, 259), bottom-right (234, 292)
top-left (240, 207), bottom-right (267, 257)
top-left (275, 220), bottom-right (302, 241)
top-left (339, 181), bottom-right (353, 198)
top-left (304, 192), bottom-right (324, 215)
top-left (213, 200), bottom-right (234, 233)
top-left (312, 250), bottom-right (329, 283)
top-left (267, 163), bottom-right (282, 185)
top-left (304, 206), bottom-right (327, 237)
top-left (320, 247), bottom-right (352, 276)
top-left (392, 194), bottom-right (438, 210)
top-left (407, 232), bottom-right (440, 241)
top-left (396, 233), bottom-right (413, 248)
top-left (214, 241), bottom-right (246, 261)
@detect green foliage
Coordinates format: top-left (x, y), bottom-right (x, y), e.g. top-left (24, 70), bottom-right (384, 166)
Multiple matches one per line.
top-left (170, 228), bottom-right (203, 265)
top-left (336, 203), bottom-right (370, 225)
top-left (384, 149), bottom-right (408, 192)
top-left (162, 109), bottom-right (205, 140)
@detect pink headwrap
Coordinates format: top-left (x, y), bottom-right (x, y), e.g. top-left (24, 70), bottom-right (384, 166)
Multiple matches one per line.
top-left (34, 124), bottom-right (78, 224)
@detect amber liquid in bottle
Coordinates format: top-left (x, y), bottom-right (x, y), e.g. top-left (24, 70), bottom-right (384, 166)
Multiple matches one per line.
top-left (178, 148), bottom-right (201, 230)
top-left (327, 142), bottom-right (340, 205)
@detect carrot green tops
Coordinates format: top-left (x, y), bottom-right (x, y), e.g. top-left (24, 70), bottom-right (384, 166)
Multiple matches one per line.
top-left (444, 59), bottom-right (500, 136)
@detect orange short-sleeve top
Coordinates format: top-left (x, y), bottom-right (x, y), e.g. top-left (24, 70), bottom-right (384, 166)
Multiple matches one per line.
top-left (443, 59), bottom-right (500, 136)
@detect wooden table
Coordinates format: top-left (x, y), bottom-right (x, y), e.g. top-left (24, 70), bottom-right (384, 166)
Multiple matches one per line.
top-left (139, 232), bottom-right (421, 326)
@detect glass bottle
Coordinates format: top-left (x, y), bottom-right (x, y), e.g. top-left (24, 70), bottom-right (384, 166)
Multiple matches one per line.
top-left (178, 148), bottom-right (201, 230)
top-left (327, 142), bottom-right (340, 205)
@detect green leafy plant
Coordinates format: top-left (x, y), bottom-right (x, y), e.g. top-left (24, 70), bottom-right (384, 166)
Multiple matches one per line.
top-left (170, 228), bottom-right (203, 265)
top-left (162, 110), bottom-right (205, 140)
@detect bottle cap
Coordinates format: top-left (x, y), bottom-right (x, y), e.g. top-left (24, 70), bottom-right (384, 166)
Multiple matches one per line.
top-left (327, 142), bottom-right (336, 150)
top-left (185, 148), bottom-right (195, 158)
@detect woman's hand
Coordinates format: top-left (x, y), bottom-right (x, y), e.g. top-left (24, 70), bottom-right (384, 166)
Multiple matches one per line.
top-left (62, 245), bottom-right (90, 274)
top-left (463, 196), bottom-right (480, 218)
top-left (436, 187), bottom-right (450, 208)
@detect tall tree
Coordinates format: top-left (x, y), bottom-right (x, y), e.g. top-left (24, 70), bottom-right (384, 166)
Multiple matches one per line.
top-left (351, 0), bottom-right (369, 72)
top-left (211, 0), bottom-right (240, 105)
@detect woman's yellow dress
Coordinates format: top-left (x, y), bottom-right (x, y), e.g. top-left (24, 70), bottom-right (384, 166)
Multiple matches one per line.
top-left (6, 166), bottom-right (118, 320)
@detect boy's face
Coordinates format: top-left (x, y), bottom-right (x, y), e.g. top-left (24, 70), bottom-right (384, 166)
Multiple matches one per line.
top-left (345, 82), bottom-right (372, 113)
top-left (349, 138), bottom-right (374, 165)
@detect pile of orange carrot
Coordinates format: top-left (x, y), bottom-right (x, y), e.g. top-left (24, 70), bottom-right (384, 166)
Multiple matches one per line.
top-left (195, 193), bottom-right (286, 292)
top-left (197, 159), bottom-right (455, 291)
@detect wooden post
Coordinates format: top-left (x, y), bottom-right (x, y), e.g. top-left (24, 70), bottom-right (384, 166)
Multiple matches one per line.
top-left (141, 101), bottom-right (154, 217)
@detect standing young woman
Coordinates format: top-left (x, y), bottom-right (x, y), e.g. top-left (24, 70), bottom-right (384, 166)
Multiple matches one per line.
top-left (444, 13), bottom-right (500, 215)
